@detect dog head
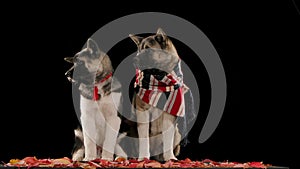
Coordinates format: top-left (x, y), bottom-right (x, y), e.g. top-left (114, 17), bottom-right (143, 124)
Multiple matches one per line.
top-left (64, 38), bottom-right (113, 85)
top-left (129, 28), bottom-right (180, 74)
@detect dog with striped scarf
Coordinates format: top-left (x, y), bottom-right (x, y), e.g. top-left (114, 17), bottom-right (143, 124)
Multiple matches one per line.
top-left (129, 28), bottom-right (190, 161)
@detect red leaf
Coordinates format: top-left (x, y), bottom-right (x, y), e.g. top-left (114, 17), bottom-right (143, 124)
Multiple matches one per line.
top-left (128, 159), bottom-right (139, 163)
top-left (170, 161), bottom-right (181, 168)
top-left (37, 158), bottom-right (52, 165)
top-left (234, 163), bottom-right (247, 168)
top-left (179, 163), bottom-right (192, 168)
top-left (52, 157), bottom-right (71, 165)
top-left (144, 161), bottom-right (162, 168)
top-left (137, 161), bottom-right (145, 168)
top-left (88, 161), bottom-right (102, 168)
top-left (249, 161), bottom-right (266, 168)
top-left (219, 162), bottom-right (235, 167)
top-left (182, 158), bottom-right (192, 163)
top-left (161, 161), bottom-right (172, 168)
top-left (100, 159), bottom-right (110, 167)
top-left (27, 162), bottom-right (40, 169)
top-left (128, 163), bottom-right (138, 168)
top-left (23, 156), bottom-right (38, 165)
top-left (67, 162), bottom-right (78, 168)
top-left (202, 158), bottom-right (213, 163)
top-left (193, 161), bottom-right (205, 168)
top-left (143, 157), bottom-right (151, 163)
top-left (91, 158), bottom-right (102, 163)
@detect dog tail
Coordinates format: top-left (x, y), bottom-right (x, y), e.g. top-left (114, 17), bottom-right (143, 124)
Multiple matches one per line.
top-left (71, 126), bottom-right (85, 161)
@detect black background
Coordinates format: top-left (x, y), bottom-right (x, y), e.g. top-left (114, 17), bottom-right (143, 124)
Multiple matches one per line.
top-left (0, 1), bottom-right (299, 169)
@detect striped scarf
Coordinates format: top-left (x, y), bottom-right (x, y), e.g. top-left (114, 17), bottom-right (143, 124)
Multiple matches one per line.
top-left (134, 61), bottom-right (186, 117)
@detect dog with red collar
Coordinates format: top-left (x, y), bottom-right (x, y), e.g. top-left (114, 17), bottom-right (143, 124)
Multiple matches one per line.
top-left (64, 39), bottom-right (125, 161)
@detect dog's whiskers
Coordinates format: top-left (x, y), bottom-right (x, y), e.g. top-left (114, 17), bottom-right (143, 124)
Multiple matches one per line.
top-left (65, 65), bottom-right (77, 84)
top-left (65, 65), bottom-right (75, 75)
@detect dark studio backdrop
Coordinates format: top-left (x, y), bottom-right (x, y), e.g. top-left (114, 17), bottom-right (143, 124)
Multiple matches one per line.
top-left (0, 1), bottom-right (299, 169)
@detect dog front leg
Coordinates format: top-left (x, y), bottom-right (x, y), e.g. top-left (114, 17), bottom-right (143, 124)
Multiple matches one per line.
top-left (137, 110), bottom-right (150, 161)
top-left (162, 112), bottom-right (177, 161)
top-left (81, 113), bottom-right (97, 161)
top-left (82, 130), bottom-right (97, 161)
top-left (99, 95), bottom-right (122, 161)
top-left (80, 96), bottom-right (98, 161)
top-left (115, 132), bottom-right (128, 159)
top-left (101, 115), bottom-right (121, 161)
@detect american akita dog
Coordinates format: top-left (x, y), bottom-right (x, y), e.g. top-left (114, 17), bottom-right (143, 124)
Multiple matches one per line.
top-left (129, 28), bottom-right (189, 161)
top-left (64, 38), bottom-right (126, 161)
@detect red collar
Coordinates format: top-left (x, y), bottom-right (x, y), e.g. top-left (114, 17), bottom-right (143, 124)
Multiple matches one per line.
top-left (93, 72), bottom-right (113, 101)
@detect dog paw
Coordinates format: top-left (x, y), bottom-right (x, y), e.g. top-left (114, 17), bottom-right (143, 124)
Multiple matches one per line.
top-left (72, 156), bottom-right (83, 162)
top-left (163, 155), bottom-right (178, 162)
top-left (101, 150), bottom-right (114, 161)
top-left (83, 156), bottom-right (97, 161)
top-left (138, 157), bottom-right (150, 161)
top-left (72, 150), bottom-right (84, 161)
top-left (101, 157), bottom-right (114, 161)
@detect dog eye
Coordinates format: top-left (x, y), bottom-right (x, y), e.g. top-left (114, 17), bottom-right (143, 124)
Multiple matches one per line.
top-left (76, 60), bottom-right (83, 65)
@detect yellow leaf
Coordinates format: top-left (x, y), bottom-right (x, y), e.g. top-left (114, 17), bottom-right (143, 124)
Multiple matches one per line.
top-left (9, 159), bottom-right (20, 165)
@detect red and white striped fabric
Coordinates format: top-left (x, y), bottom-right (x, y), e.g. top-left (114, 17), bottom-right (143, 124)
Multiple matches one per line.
top-left (134, 68), bottom-right (185, 117)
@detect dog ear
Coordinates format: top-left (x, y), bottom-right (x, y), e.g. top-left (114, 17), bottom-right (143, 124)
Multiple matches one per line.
top-left (64, 57), bottom-right (74, 63)
top-left (129, 34), bottom-right (143, 46)
top-left (156, 28), bottom-right (166, 36)
top-left (87, 38), bottom-right (100, 54)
